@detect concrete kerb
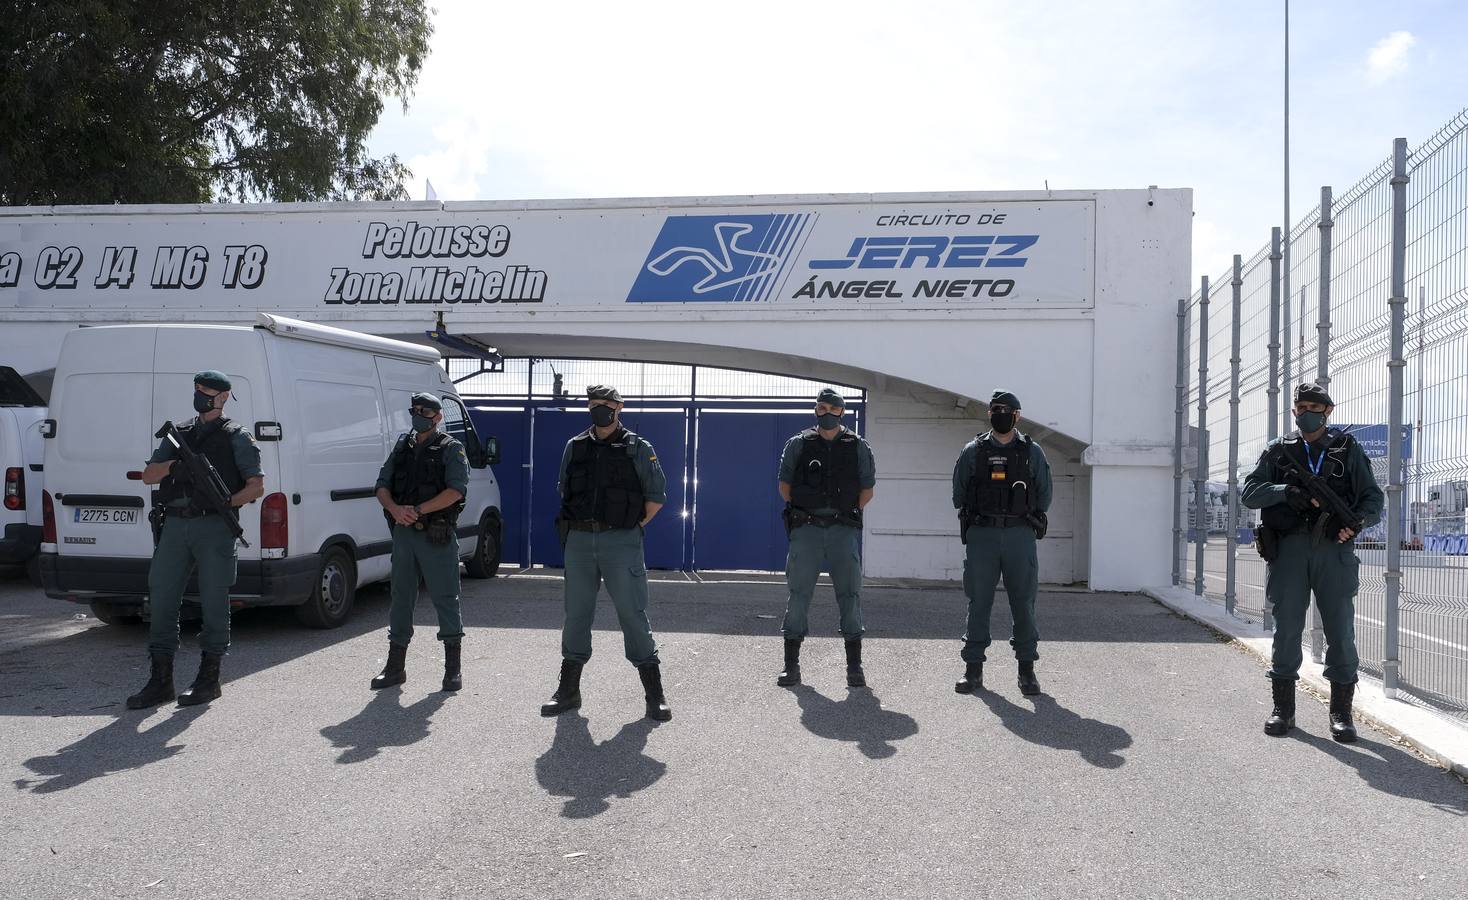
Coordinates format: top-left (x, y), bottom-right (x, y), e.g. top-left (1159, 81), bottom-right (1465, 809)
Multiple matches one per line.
top-left (1143, 584), bottom-right (1468, 779)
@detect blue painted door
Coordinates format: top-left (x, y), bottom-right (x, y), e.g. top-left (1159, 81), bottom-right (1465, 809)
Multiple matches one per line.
top-left (529, 408), bottom-right (689, 569)
top-left (693, 411), bottom-right (813, 571)
top-left (467, 407), bottom-right (529, 567)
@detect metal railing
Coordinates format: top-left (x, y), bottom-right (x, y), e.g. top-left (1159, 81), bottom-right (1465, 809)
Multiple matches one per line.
top-left (1175, 109), bottom-right (1468, 723)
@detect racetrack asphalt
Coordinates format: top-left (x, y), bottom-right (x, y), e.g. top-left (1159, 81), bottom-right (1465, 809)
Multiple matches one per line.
top-left (2, 567), bottom-right (1465, 900)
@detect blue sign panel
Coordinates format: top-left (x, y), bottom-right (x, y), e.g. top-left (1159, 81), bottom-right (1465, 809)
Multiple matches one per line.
top-left (1336, 424), bottom-right (1412, 459)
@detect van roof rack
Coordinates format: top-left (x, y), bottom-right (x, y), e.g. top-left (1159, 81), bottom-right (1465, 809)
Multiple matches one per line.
top-left (254, 314), bottom-right (441, 364)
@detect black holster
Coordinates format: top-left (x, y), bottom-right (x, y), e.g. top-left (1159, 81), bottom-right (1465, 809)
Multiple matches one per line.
top-left (425, 512), bottom-right (455, 546)
top-left (148, 504), bottom-right (165, 547)
top-left (958, 509), bottom-right (973, 545)
top-left (1254, 525), bottom-right (1279, 562)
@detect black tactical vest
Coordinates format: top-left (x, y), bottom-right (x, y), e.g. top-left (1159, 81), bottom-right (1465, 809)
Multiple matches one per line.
top-left (389, 431), bottom-right (455, 506)
top-left (561, 428), bottom-right (647, 529)
top-left (964, 433), bottom-right (1035, 518)
top-left (788, 428), bottom-right (862, 514)
top-left (156, 418), bottom-right (246, 508)
top-left (1260, 431), bottom-right (1358, 532)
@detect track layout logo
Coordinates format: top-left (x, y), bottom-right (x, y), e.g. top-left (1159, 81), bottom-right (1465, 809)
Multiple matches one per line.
top-left (627, 214), bottom-right (814, 302)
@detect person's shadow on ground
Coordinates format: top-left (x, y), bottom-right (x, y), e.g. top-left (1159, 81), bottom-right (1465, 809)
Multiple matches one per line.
top-left (534, 714), bottom-right (666, 819)
top-left (14, 704), bottom-right (209, 794)
top-left (1296, 729), bottom-right (1468, 816)
top-left (319, 688), bottom-right (451, 764)
top-left (979, 690), bottom-right (1132, 769)
top-left (791, 685), bottom-right (919, 760)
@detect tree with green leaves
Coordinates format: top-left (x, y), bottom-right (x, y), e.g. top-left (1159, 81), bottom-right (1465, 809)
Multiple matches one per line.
top-left (0, 1), bottom-right (433, 204)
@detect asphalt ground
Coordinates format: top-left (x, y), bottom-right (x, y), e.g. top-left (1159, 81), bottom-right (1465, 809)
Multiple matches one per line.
top-left (2, 566), bottom-right (1465, 900)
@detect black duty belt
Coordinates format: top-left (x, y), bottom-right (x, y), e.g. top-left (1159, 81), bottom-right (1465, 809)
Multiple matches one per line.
top-left (565, 520), bottom-right (630, 533)
top-left (973, 515), bottom-right (1030, 529)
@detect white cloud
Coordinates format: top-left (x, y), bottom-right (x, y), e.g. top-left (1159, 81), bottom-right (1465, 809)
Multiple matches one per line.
top-left (1365, 31), bottom-right (1416, 84)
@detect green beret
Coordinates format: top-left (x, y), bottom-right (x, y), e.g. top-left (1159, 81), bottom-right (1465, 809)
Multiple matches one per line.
top-left (587, 384), bottom-right (623, 403)
top-left (194, 370), bottom-right (231, 391)
top-left (990, 389), bottom-right (1021, 410)
top-left (816, 388), bottom-right (845, 408)
top-left (410, 391), bottom-right (442, 411)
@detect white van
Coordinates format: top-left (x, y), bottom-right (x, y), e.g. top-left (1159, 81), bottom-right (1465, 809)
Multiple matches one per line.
top-left (38, 314), bottom-right (504, 627)
top-left (0, 366), bottom-right (48, 580)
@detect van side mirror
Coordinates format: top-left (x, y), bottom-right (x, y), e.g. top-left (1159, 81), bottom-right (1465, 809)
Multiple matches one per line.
top-left (484, 436), bottom-right (500, 466)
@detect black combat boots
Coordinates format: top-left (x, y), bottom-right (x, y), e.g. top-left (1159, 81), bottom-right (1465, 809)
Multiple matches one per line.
top-left (1329, 680), bottom-right (1358, 743)
top-left (1264, 677), bottom-right (1296, 736)
top-left (1017, 660), bottom-right (1041, 696)
top-left (540, 659), bottom-right (583, 716)
top-left (442, 640), bottom-right (462, 693)
top-left (954, 660), bottom-right (984, 694)
top-left (776, 638), bottom-right (802, 687)
top-left (845, 638), bottom-right (866, 688)
top-left (371, 643), bottom-right (408, 690)
top-left (126, 651), bottom-right (176, 709)
top-left (177, 651), bottom-right (223, 706)
top-left (638, 663), bottom-right (673, 722)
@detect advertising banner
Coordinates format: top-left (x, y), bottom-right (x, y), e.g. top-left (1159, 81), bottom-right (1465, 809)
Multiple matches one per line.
top-left (0, 199), bottom-right (1094, 311)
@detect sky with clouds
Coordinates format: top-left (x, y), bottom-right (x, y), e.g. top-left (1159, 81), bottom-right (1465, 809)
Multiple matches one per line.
top-left (366, 0), bottom-right (1468, 281)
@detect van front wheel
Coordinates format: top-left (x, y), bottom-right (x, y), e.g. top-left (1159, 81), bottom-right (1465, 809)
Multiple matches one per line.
top-left (464, 511), bottom-right (501, 579)
top-left (296, 546), bottom-right (356, 629)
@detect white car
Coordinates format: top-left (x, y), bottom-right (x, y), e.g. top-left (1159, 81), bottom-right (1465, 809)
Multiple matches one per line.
top-left (0, 366), bottom-right (47, 580)
top-left (38, 313), bottom-right (503, 627)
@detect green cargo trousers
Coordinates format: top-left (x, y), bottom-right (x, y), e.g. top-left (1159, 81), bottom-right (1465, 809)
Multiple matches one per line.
top-left (960, 524), bottom-right (1039, 663)
top-left (561, 527), bottom-right (659, 666)
top-left (1267, 532), bottom-right (1361, 684)
top-left (387, 524), bottom-right (464, 646)
top-left (147, 514), bottom-right (238, 656)
top-left (782, 522), bottom-right (864, 640)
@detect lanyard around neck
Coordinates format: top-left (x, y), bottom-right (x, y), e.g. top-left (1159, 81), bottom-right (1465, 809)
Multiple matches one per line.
top-left (1303, 440), bottom-right (1327, 476)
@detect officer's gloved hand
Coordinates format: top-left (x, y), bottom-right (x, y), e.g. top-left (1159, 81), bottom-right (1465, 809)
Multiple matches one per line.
top-left (1284, 485), bottom-right (1313, 512)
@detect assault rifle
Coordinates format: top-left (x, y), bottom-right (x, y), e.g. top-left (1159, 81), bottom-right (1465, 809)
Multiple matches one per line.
top-left (1278, 456), bottom-right (1364, 541)
top-left (156, 421), bottom-right (248, 546)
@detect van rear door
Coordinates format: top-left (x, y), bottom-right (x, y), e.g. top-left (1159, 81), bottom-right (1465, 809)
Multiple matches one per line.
top-left (50, 365), bottom-right (157, 561)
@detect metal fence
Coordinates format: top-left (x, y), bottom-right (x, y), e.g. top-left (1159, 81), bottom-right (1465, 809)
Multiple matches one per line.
top-left (1174, 108), bottom-right (1468, 723)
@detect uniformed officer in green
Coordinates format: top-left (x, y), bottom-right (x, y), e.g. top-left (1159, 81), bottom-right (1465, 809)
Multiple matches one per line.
top-left (952, 390), bottom-right (1052, 697)
top-left (775, 388), bottom-right (877, 689)
top-left (540, 385), bottom-right (672, 722)
top-left (126, 370), bottom-right (264, 709)
top-left (1242, 381), bottom-right (1383, 742)
top-left (370, 392), bottom-right (471, 693)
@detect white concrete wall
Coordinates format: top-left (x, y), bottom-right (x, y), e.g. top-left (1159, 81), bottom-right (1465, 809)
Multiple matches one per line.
top-left (862, 386), bottom-right (1089, 585)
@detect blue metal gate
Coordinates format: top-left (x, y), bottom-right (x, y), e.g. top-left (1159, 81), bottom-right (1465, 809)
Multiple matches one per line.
top-left (468, 395), bottom-right (861, 572)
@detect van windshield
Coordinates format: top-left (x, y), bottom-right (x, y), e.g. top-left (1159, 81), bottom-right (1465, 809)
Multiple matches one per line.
top-left (0, 367), bottom-right (45, 407)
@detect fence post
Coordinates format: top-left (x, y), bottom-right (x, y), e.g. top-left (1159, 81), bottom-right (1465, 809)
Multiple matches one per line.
top-left (1194, 276), bottom-right (1210, 597)
top-left (1384, 138), bottom-right (1409, 698)
top-left (1268, 228), bottom-right (1282, 442)
top-left (1310, 192), bottom-right (1334, 663)
top-left (1226, 256), bottom-right (1243, 615)
top-left (1316, 186), bottom-right (1334, 390)
top-left (1281, 274), bottom-right (1292, 443)
top-left (1173, 297), bottom-right (1189, 587)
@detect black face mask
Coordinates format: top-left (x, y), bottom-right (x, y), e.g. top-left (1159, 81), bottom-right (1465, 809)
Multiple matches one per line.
top-left (193, 390), bottom-right (217, 413)
top-left (590, 404), bottom-right (616, 428)
top-left (989, 411), bottom-right (1015, 434)
top-left (817, 412), bottom-right (842, 430)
